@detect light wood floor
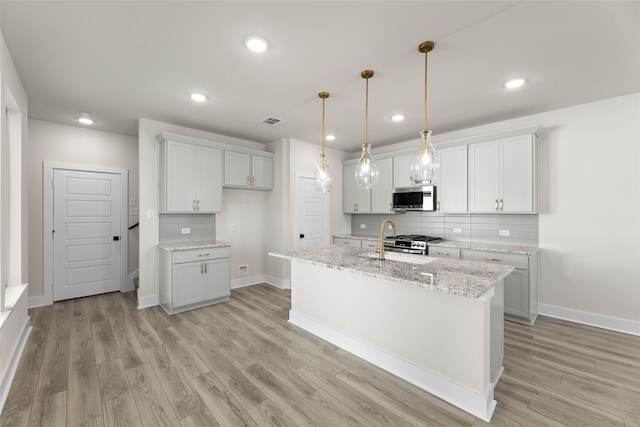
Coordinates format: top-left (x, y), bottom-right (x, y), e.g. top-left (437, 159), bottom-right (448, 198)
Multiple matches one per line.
top-left (1, 284), bottom-right (638, 426)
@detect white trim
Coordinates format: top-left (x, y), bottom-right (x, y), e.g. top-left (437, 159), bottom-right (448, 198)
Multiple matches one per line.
top-left (231, 274), bottom-right (267, 289)
top-left (136, 290), bottom-right (159, 309)
top-left (265, 275), bottom-right (291, 290)
top-left (43, 162), bottom-right (129, 303)
top-left (126, 269), bottom-right (139, 292)
top-left (288, 309), bottom-right (497, 422)
top-left (538, 304), bottom-right (640, 336)
top-left (28, 295), bottom-right (52, 309)
top-left (0, 318), bottom-right (31, 413)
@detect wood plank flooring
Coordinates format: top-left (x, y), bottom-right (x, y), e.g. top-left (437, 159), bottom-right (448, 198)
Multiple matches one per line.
top-left (1, 284), bottom-right (638, 426)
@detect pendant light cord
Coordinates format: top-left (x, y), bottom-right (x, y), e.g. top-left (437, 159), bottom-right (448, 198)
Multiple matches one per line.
top-left (365, 76), bottom-right (369, 147)
top-left (321, 96), bottom-right (326, 157)
top-left (424, 50), bottom-right (428, 132)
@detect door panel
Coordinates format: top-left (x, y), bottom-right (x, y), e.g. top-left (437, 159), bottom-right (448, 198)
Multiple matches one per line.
top-left (53, 169), bottom-right (121, 301)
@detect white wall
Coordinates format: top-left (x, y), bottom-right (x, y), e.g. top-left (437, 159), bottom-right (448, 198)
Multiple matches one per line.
top-left (381, 93), bottom-right (640, 327)
top-left (27, 119), bottom-right (139, 300)
top-left (138, 118), bottom-right (270, 305)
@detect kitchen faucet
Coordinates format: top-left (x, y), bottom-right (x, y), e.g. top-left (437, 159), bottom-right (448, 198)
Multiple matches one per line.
top-left (376, 219), bottom-right (396, 260)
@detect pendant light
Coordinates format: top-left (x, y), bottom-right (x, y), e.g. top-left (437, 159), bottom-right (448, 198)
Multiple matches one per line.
top-left (314, 92), bottom-right (334, 192)
top-left (355, 70), bottom-right (379, 189)
top-left (410, 41), bottom-right (440, 185)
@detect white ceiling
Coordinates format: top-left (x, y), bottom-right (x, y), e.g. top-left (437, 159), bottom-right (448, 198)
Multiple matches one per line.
top-left (2, 1), bottom-right (639, 152)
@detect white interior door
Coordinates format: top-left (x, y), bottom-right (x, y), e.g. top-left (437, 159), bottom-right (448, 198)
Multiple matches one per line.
top-left (53, 169), bottom-right (122, 301)
top-left (295, 174), bottom-right (329, 249)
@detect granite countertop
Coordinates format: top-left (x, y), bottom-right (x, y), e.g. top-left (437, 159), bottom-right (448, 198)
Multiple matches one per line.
top-left (427, 240), bottom-right (539, 256)
top-left (333, 234), bottom-right (538, 256)
top-left (158, 240), bottom-right (231, 251)
top-left (333, 233), bottom-right (380, 241)
top-left (269, 246), bottom-right (513, 300)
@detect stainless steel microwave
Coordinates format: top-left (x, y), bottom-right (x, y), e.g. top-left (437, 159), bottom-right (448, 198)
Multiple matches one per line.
top-left (393, 185), bottom-right (437, 211)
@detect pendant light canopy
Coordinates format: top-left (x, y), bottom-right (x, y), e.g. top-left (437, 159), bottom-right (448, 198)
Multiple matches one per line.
top-left (410, 41), bottom-right (440, 185)
top-left (314, 92), bottom-right (334, 193)
top-left (355, 70), bottom-right (379, 190)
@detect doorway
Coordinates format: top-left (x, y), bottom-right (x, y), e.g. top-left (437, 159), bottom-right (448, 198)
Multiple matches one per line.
top-left (43, 163), bottom-right (128, 303)
top-left (294, 173), bottom-right (330, 249)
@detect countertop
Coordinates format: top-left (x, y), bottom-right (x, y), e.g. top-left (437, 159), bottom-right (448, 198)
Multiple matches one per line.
top-left (333, 234), bottom-right (538, 255)
top-left (269, 246), bottom-right (514, 300)
top-left (158, 240), bottom-right (231, 251)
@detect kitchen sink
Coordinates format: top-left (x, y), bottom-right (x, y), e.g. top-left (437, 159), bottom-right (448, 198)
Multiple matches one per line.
top-left (359, 251), bottom-right (435, 265)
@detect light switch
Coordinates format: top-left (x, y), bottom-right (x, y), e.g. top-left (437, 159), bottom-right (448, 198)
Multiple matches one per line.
top-left (360, 224), bottom-right (366, 229)
top-left (181, 228), bottom-right (191, 234)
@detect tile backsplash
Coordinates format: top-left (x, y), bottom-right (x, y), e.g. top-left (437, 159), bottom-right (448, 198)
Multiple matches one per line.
top-left (351, 212), bottom-right (538, 247)
top-left (159, 214), bottom-right (216, 244)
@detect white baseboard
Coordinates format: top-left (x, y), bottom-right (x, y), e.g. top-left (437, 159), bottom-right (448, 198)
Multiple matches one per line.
top-left (28, 295), bottom-right (53, 309)
top-left (288, 309), bottom-right (497, 422)
top-left (137, 290), bottom-right (159, 309)
top-left (0, 318), bottom-right (31, 414)
top-left (265, 275), bottom-right (291, 289)
top-left (124, 269), bottom-right (138, 292)
top-left (231, 275), bottom-right (266, 289)
top-left (538, 304), bottom-right (640, 336)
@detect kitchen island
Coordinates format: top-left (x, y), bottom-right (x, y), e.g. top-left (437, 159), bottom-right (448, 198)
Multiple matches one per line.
top-left (269, 246), bottom-right (514, 421)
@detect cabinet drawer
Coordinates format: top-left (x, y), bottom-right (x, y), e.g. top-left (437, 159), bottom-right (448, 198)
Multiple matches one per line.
top-left (462, 249), bottom-right (528, 269)
top-left (172, 247), bottom-right (230, 264)
top-left (333, 237), bottom-right (362, 248)
top-left (429, 246), bottom-right (461, 260)
top-left (361, 240), bottom-right (379, 250)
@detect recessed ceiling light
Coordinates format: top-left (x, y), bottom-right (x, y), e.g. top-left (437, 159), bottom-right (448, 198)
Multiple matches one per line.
top-left (504, 78), bottom-right (526, 89)
top-left (391, 114), bottom-right (405, 122)
top-left (190, 92), bottom-right (207, 102)
top-left (245, 36), bottom-right (268, 53)
top-left (326, 134), bottom-right (336, 141)
top-left (78, 112), bottom-right (93, 125)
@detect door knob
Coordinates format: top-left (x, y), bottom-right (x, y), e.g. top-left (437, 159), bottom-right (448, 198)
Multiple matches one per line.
top-left (299, 234), bottom-right (305, 238)
top-left (113, 236), bottom-right (120, 241)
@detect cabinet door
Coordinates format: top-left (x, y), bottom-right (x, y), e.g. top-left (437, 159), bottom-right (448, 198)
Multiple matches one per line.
top-left (333, 237), bottom-right (361, 248)
top-left (252, 155), bottom-right (274, 190)
top-left (224, 152), bottom-right (251, 188)
top-left (342, 164), bottom-right (371, 213)
top-left (468, 140), bottom-right (500, 212)
top-left (204, 258), bottom-right (230, 300)
top-left (197, 146), bottom-right (222, 212)
top-left (166, 141), bottom-right (197, 212)
top-left (172, 262), bottom-right (204, 308)
top-left (501, 134), bottom-right (534, 213)
top-left (439, 146), bottom-right (467, 213)
top-left (393, 154), bottom-right (413, 187)
top-left (371, 158), bottom-right (393, 213)
top-left (504, 269), bottom-right (530, 318)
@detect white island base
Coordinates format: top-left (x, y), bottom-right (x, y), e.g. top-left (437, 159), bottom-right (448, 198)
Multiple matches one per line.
top-left (288, 261), bottom-right (504, 422)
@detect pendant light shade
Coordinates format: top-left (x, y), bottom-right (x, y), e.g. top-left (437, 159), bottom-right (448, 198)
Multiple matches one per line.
top-left (355, 70), bottom-right (379, 190)
top-left (314, 92), bottom-right (334, 193)
top-left (410, 41), bottom-right (440, 185)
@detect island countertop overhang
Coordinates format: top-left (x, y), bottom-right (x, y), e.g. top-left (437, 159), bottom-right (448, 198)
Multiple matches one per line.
top-left (269, 246), bottom-right (514, 300)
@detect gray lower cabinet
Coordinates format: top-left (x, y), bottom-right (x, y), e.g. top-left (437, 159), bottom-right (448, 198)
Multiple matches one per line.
top-left (159, 246), bottom-right (230, 314)
top-left (333, 237), bottom-right (362, 248)
top-left (462, 249), bottom-right (538, 325)
top-left (428, 245), bottom-right (461, 260)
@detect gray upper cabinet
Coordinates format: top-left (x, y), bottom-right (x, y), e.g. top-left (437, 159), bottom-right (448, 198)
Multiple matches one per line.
top-left (468, 133), bottom-right (536, 213)
top-left (343, 157), bottom-right (392, 214)
top-left (343, 163), bottom-right (371, 213)
top-left (393, 154), bottom-right (413, 188)
top-left (224, 151), bottom-right (274, 190)
top-left (371, 158), bottom-right (394, 214)
top-left (159, 140), bottom-right (222, 213)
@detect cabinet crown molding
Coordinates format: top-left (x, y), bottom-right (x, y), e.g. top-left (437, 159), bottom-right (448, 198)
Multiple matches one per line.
top-left (156, 132), bottom-right (275, 159)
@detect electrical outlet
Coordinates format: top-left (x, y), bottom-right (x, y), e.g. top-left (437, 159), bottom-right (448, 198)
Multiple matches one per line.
top-left (388, 224), bottom-right (393, 230)
top-left (360, 224), bottom-right (366, 229)
top-left (499, 229), bottom-right (510, 236)
top-left (129, 198), bottom-right (137, 207)
top-left (146, 209), bottom-right (157, 219)
top-left (453, 228), bottom-right (462, 234)
top-left (238, 264), bottom-right (248, 275)
top-left (129, 207), bottom-right (139, 216)
top-left (181, 228), bottom-right (191, 234)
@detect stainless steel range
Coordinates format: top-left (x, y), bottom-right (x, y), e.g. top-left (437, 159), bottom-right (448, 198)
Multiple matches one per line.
top-left (383, 234), bottom-right (442, 255)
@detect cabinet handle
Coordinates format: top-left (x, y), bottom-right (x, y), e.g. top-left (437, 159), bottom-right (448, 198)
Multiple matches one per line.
top-left (252, 176), bottom-right (256, 186)
top-left (389, 202), bottom-right (393, 212)
top-left (198, 253), bottom-right (211, 257)
top-left (204, 263), bottom-right (207, 274)
top-left (247, 176), bottom-right (251, 186)
top-left (486, 257), bottom-right (502, 262)
top-left (354, 203), bottom-right (358, 212)
top-left (495, 199), bottom-right (499, 211)
top-left (437, 201), bottom-right (441, 211)
top-left (200, 263), bottom-right (204, 274)
top-left (438, 252), bottom-right (450, 256)
top-left (500, 199), bottom-right (503, 211)
top-left (193, 200), bottom-right (197, 211)
top-left (341, 241), bottom-right (350, 245)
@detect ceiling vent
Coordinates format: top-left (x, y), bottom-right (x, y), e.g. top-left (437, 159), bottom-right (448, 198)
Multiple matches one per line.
top-left (261, 116), bottom-right (286, 126)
